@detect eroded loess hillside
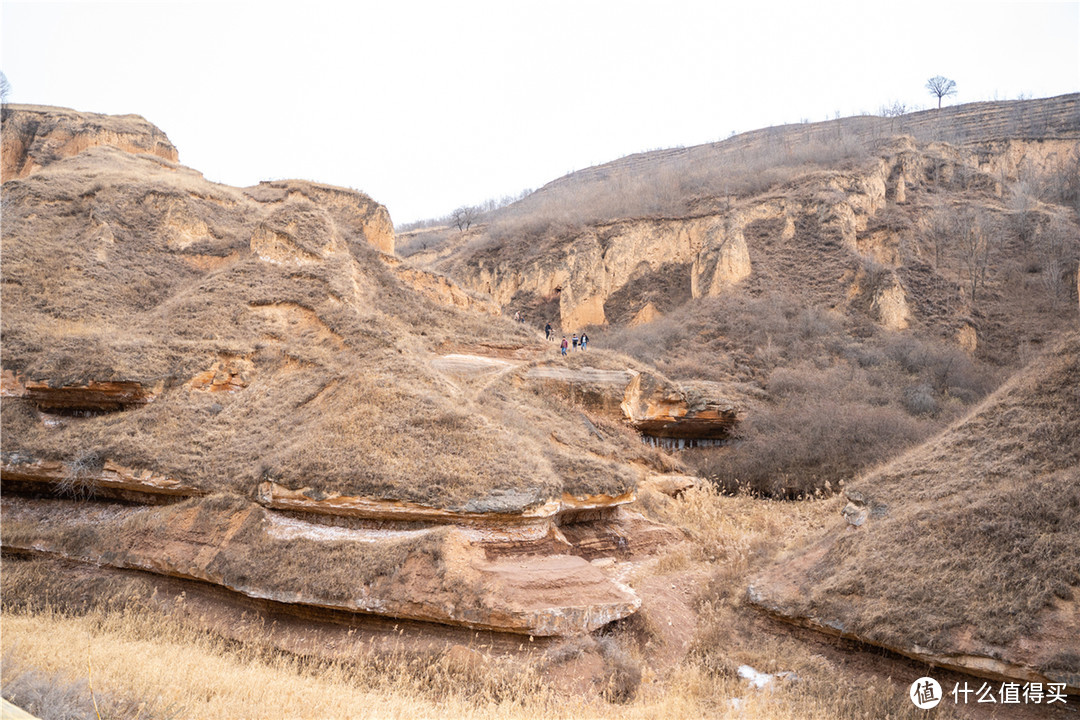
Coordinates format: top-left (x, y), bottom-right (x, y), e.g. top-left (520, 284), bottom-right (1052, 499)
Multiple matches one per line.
top-left (750, 331), bottom-right (1080, 694)
top-left (424, 118), bottom-right (1079, 340)
top-left (405, 95), bottom-right (1080, 501)
top-left (0, 104), bottom-right (698, 635)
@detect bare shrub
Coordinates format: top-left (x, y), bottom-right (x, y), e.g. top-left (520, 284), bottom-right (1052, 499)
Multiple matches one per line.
top-left (58, 450), bottom-right (103, 500)
top-left (1, 648), bottom-right (172, 720)
top-left (595, 636), bottom-right (641, 703)
top-left (902, 383), bottom-right (938, 416)
top-left (701, 400), bottom-right (925, 498)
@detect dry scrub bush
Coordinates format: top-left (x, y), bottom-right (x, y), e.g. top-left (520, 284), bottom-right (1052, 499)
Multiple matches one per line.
top-left (600, 294), bottom-right (997, 496)
top-left (57, 450), bottom-right (104, 500)
top-left (596, 636), bottom-right (643, 703)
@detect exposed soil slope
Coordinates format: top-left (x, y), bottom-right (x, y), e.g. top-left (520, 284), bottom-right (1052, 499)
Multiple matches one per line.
top-left (0, 105), bottom-right (693, 634)
top-left (2, 104), bottom-right (179, 181)
top-left (0, 106), bottom-right (642, 511)
top-left (749, 332), bottom-right (1080, 692)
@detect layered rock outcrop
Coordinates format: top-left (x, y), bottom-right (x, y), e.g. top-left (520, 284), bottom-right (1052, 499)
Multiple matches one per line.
top-left (2, 104), bottom-right (179, 181)
top-left (520, 364), bottom-right (741, 444)
top-left (0, 104), bottom-right (675, 637)
top-left (621, 373), bottom-right (739, 440)
top-left (1, 495), bottom-right (640, 636)
top-left (2, 370), bottom-right (159, 413)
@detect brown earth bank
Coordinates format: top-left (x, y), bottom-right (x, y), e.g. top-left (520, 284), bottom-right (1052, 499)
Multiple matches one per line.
top-left (749, 332), bottom-right (1080, 694)
top-left (0, 104), bottom-right (690, 641)
top-left (405, 96), bottom-right (1079, 502)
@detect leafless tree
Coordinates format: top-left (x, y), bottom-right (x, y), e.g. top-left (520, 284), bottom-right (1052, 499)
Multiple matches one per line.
top-left (1036, 217), bottom-right (1079, 301)
top-left (0, 72), bottom-right (10, 121)
top-left (925, 200), bottom-right (958, 269)
top-left (879, 100), bottom-right (908, 117)
top-left (451, 205), bottom-right (481, 232)
top-left (954, 208), bottom-right (995, 303)
top-left (926, 76), bottom-right (957, 109)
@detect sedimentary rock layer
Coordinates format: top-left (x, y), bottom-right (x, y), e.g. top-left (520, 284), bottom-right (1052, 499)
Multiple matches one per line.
top-left (1, 495), bottom-right (641, 636)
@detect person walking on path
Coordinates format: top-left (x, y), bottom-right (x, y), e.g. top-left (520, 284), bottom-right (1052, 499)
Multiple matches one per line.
top-left (545, 322), bottom-right (552, 340)
top-left (572, 334), bottom-right (579, 351)
top-left (580, 332), bottom-right (588, 351)
top-left (560, 337), bottom-right (569, 356)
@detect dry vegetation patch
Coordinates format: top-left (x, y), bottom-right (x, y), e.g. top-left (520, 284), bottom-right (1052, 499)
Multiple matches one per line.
top-left (1, 107), bottom-right (649, 511)
top-left (751, 332), bottom-right (1080, 689)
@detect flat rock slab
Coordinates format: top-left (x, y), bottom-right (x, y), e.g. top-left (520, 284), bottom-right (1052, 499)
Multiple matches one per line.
top-left (432, 354), bottom-right (516, 377)
top-left (523, 367), bottom-right (636, 385)
top-left (1, 495), bottom-right (641, 636)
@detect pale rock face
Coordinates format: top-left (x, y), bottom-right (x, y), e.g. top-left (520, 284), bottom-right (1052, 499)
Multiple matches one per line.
top-left (387, 259), bottom-right (501, 315)
top-left (856, 229), bottom-right (902, 266)
top-left (956, 324), bottom-right (978, 353)
top-left (629, 302), bottom-right (660, 327)
top-left (250, 224), bottom-right (326, 265)
top-left (691, 219), bottom-right (752, 298)
top-left (620, 372), bottom-right (739, 439)
top-left (1, 105), bottom-right (179, 181)
top-left (561, 294), bottom-right (606, 329)
top-left (871, 278), bottom-right (911, 331)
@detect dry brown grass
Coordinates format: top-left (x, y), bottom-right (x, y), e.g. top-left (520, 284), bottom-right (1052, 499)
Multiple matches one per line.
top-left (1, 485), bottom-right (957, 720)
top-left (756, 332), bottom-right (1080, 668)
top-left (1, 116), bottom-right (647, 510)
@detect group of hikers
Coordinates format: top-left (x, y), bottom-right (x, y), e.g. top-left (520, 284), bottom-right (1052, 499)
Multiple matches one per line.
top-left (543, 321), bottom-right (588, 356)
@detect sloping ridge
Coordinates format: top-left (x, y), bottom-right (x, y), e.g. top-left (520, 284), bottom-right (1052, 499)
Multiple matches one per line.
top-left (0, 105), bottom-right (674, 636)
top-left (516, 93), bottom-right (1080, 208)
top-left (749, 331), bottom-right (1080, 693)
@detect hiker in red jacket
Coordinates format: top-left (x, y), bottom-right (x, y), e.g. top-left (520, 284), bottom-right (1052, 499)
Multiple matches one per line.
top-left (560, 337), bottom-right (569, 356)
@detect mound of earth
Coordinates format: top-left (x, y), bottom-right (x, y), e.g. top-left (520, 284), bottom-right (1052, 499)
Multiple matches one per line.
top-left (749, 332), bottom-right (1080, 692)
top-left (0, 105), bottom-right (685, 634)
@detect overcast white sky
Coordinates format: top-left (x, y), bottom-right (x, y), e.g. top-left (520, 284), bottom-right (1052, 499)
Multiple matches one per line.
top-left (2, 1), bottom-right (1078, 223)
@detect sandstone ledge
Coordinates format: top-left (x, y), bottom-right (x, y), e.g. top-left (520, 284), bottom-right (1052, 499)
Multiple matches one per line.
top-left (257, 481), bottom-right (636, 537)
top-left (1, 496), bottom-right (641, 636)
top-left (2, 369), bottom-right (157, 413)
top-left (1, 456), bottom-right (199, 500)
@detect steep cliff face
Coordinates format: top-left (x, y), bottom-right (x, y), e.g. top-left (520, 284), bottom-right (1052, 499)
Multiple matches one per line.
top-left (437, 148), bottom-right (900, 331)
top-left (1, 104), bottom-right (179, 181)
top-left (429, 97), bottom-right (1080, 340)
